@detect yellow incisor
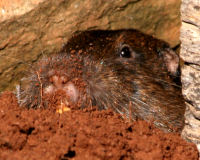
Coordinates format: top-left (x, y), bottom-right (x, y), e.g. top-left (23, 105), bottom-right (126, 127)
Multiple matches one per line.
top-left (56, 101), bottom-right (71, 114)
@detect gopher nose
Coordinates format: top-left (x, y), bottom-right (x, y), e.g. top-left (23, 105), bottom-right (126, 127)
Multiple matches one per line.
top-left (63, 82), bottom-right (79, 103)
top-left (44, 75), bottom-right (79, 103)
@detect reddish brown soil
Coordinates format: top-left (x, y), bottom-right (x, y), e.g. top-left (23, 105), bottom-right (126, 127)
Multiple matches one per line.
top-left (0, 92), bottom-right (198, 160)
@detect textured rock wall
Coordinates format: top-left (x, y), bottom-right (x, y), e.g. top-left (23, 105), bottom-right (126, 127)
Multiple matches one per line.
top-left (0, 0), bottom-right (181, 91)
top-left (180, 0), bottom-right (200, 153)
top-left (0, 0), bottom-right (45, 22)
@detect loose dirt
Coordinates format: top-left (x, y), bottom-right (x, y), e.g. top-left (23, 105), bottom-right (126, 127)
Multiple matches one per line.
top-left (0, 92), bottom-right (198, 160)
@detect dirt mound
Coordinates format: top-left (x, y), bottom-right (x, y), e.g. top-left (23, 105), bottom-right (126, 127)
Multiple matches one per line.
top-left (0, 92), bottom-right (198, 160)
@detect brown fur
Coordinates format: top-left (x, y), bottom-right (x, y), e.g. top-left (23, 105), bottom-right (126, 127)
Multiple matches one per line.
top-left (18, 30), bottom-right (185, 132)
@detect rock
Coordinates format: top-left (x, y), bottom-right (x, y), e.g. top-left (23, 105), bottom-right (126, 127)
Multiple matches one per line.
top-left (0, 0), bottom-right (181, 91)
top-left (180, 22), bottom-right (200, 64)
top-left (180, 0), bottom-right (200, 153)
top-left (0, 0), bottom-right (45, 22)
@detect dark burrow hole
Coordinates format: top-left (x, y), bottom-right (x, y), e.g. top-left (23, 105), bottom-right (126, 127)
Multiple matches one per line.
top-left (60, 149), bottom-right (76, 159)
top-left (20, 127), bottom-right (35, 135)
top-left (166, 146), bottom-right (170, 150)
top-left (1, 142), bottom-right (12, 149)
top-left (126, 126), bottom-right (133, 132)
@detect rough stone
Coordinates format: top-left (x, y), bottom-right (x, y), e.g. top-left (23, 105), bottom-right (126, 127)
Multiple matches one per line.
top-left (180, 22), bottom-right (200, 64)
top-left (182, 102), bottom-right (200, 144)
top-left (0, 0), bottom-right (181, 91)
top-left (180, 0), bottom-right (200, 153)
top-left (0, 0), bottom-right (45, 22)
top-left (181, 64), bottom-right (200, 151)
top-left (181, 0), bottom-right (200, 27)
top-left (182, 65), bottom-right (200, 110)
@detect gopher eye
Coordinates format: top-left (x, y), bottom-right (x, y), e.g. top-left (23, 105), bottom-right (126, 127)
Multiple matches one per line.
top-left (120, 46), bottom-right (131, 58)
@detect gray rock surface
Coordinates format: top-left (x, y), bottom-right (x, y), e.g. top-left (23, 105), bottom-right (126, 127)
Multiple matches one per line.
top-left (180, 0), bottom-right (200, 153)
top-left (0, 0), bottom-right (181, 91)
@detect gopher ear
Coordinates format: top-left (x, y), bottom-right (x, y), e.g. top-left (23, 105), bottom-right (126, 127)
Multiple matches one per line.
top-left (159, 48), bottom-right (179, 76)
